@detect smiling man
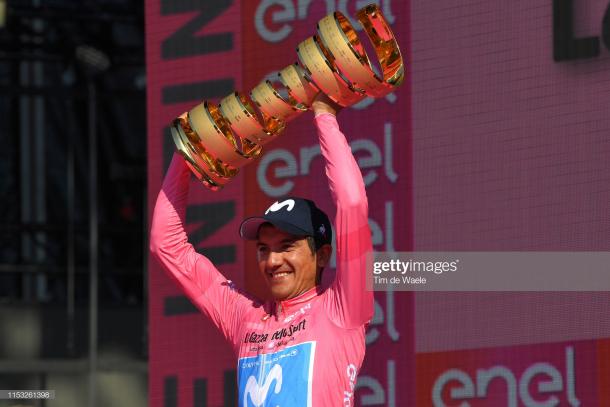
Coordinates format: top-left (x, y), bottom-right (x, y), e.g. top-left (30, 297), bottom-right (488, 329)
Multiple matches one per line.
top-left (240, 196), bottom-right (333, 300)
top-left (150, 94), bottom-right (374, 406)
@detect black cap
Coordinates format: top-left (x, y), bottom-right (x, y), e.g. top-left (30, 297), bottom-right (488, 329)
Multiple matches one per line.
top-left (239, 197), bottom-right (332, 248)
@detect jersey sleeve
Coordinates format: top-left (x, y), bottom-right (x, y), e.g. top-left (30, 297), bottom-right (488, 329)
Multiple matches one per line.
top-left (316, 113), bottom-right (375, 329)
top-left (149, 153), bottom-right (253, 347)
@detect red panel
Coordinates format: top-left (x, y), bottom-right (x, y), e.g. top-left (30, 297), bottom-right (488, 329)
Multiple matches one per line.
top-left (599, 339), bottom-right (610, 407)
top-left (416, 340), bottom-right (601, 406)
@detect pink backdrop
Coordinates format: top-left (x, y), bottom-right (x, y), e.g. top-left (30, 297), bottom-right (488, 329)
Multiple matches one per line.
top-left (410, 0), bottom-right (610, 404)
top-left (146, 0), bottom-right (610, 405)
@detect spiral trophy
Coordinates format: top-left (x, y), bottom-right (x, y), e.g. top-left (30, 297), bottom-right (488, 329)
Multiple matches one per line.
top-left (170, 3), bottom-right (404, 190)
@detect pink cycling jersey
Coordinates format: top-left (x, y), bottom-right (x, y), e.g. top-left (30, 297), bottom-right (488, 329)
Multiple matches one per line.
top-left (150, 113), bottom-right (374, 406)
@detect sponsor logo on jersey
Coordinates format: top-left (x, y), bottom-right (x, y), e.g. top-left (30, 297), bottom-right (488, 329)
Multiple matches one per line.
top-left (239, 341), bottom-right (316, 407)
top-left (244, 319), bottom-right (307, 344)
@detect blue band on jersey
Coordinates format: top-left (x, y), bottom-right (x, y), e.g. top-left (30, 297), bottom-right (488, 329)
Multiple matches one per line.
top-left (238, 342), bottom-right (316, 407)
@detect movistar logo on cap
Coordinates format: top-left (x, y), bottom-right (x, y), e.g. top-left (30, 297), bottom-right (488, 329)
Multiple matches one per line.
top-left (265, 199), bottom-right (295, 215)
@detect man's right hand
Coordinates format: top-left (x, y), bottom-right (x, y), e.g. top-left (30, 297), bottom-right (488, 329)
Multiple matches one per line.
top-left (311, 92), bottom-right (343, 117)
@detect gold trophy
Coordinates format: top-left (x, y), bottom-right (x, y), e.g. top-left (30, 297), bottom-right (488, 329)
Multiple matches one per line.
top-left (170, 4), bottom-right (404, 190)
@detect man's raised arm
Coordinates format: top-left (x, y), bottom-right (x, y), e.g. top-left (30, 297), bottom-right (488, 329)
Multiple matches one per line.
top-left (149, 153), bottom-right (250, 345)
top-left (314, 96), bottom-right (374, 329)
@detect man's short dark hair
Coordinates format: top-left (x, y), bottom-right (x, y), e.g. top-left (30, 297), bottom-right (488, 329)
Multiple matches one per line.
top-left (306, 236), bottom-right (316, 255)
top-left (310, 235), bottom-right (323, 285)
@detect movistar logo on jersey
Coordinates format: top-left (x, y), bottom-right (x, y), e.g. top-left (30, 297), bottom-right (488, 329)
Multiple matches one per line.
top-left (238, 341), bottom-right (316, 407)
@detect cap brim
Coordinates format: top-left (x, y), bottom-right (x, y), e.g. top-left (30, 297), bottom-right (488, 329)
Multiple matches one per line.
top-left (239, 217), bottom-right (311, 240)
top-left (239, 217), bottom-right (267, 240)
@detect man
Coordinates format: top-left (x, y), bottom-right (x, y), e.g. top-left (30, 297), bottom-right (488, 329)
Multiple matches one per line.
top-left (150, 94), bottom-right (374, 406)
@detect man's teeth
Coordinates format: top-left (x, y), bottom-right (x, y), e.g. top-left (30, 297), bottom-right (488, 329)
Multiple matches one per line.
top-left (270, 272), bottom-right (290, 278)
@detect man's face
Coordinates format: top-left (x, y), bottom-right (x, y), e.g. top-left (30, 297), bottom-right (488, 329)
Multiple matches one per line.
top-left (256, 224), bottom-right (318, 300)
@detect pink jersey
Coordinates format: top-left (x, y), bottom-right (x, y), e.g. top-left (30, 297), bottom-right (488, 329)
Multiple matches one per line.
top-left (150, 113), bottom-right (374, 406)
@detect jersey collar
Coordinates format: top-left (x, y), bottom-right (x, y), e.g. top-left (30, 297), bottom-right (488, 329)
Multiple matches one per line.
top-left (273, 285), bottom-right (321, 318)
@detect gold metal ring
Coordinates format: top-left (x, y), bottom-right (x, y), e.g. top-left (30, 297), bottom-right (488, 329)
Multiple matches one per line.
top-left (278, 63), bottom-right (319, 108)
top-left (296, 35), bottom-right (366, 107)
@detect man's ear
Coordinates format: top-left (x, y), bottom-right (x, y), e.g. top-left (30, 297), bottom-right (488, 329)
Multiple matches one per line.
top-left (316, 244), bottom-right (332, 268)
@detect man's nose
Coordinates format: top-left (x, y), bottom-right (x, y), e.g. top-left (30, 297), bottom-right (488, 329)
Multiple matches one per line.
top-left (267, 251), bottom-right (283, 268)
